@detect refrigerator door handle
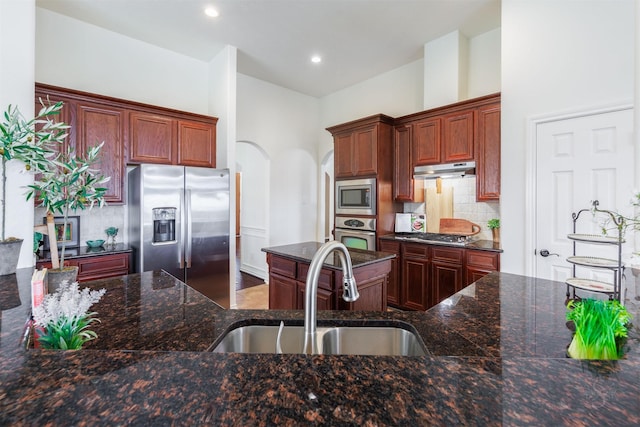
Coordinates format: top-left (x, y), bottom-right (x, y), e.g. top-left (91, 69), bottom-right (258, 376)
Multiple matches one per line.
top-left (186, 189), bottom-right (193, 268)
top-left (179, 191), bottom-right (185, 269)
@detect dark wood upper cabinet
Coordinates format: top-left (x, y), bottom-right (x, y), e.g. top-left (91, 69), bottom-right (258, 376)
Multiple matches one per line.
top-left (395, 93), bottom-right (501, 201)
top-left (129, 114), bottom-right (217, 168)
top-left (327, 114), bottom-right (394, 179)
top-left (128, 112), bottom-right (176, 165)
top-left (177, 120), bottom-right (216, 168)
top-left (35, 83), bottom-right (219, 206)
top-left (332, 124), bottom-right (377, 178)
top-left (76, 102), bottom-right (125, 204)
top-left (476, 102), bottom-right (501, 201)
top-left (393, 124), bottom-right (423, 202)
top-left (413, 118), bottom-right (441, 165)
top-left (442, 110), bottom-right (474, 162)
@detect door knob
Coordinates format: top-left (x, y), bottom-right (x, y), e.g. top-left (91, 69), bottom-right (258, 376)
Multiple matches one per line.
top-left (539, 249), bottom-right (559, 257)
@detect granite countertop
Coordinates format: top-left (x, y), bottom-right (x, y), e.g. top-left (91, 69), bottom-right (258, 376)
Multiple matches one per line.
top-left (380, 233), bottom-right (502, 252)
top-left (1, 269), bottom-right (639, 425)
top-left (262, 241), bottom-right (396, 268)
top-left (36, 243), bottom-right (132, 262)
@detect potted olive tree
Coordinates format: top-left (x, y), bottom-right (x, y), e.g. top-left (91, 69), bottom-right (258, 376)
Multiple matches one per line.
top-left (27, 141), bottom-right (109, 291)
top-left (0, 101), bottom-right (67, 275)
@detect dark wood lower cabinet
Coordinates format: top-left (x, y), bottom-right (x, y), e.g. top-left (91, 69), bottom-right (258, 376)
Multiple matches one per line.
top-left (431, 247), bottom-right (464, 305)
top-left (267, 253), bottom-right (389, 311)
top-left (402, 243), bottom-right (430, 311)
top-left (465, 249), bottom-right (501, 286)
top-left (384, 239), bottom-right (500, 311)
top-left (377, 240), bottom-right (400, 306)
top-left (36, 251), bottom-right (131, 283)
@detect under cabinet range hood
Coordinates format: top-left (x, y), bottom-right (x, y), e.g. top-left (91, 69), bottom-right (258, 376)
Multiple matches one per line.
top-left (413, 161), bottom-right (476, 179)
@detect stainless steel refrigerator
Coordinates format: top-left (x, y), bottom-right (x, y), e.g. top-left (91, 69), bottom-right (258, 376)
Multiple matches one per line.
top-left (128, 164), bottom-right (230, 308)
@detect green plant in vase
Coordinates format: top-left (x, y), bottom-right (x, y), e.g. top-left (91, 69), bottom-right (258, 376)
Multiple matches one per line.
top-left (487, 218), bottom-right (500, 243)
top-left (26, 142), bottom-right (110, 273)
top-left (105, 226), bottom-right (118, 246)
top-left (0, 101), bottom-right (68, 275)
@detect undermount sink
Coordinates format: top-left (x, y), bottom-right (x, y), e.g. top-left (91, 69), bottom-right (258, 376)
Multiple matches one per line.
top-left (208, 321), bottom-right (428, 356)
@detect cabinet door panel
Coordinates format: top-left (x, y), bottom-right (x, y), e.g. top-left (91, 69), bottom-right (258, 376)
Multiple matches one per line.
top-left (269, 274), bottom-right (298, 309)
top-left (413, 118), bottom-right (441, 165)
top-left (129, 112), bottom-right (176, 164)
top-left (394, 125), bottom-right (423, 202)
top-left (432, 261), bottom-right (464, 305)
top-left (442, 110), bottom-right (474, 162)
top-left (339, 277), bottom-right (386, 311)
top-left (378, 240), bottom-right (400, 306)
top-left (177, 120), bottom-right (216, 167)
top-left (334, 133), bottom-right (354, 178)
top-left (476, 103), bottom-right (501, 201)
top-left (353, 126), bottom-right (377, 176)
top-left (299, 284), bottom-right (334, 310)
top-left (466, 267), bottom-right (493, 286)
top-left (403, 259), bottom-right (428, 311)
top-left (34, 93), bottom-right (74, 153)
top-left (76, 103), bottom-right (125, 203)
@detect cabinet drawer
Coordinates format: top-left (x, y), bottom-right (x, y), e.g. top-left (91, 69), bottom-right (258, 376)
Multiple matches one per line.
top-left (466, 250), bottom-right (500, 270)
top-left (268, 255), bottom-right (297, 279)
top-left (432, 247), bottom-right (464, 264)
top-left (298, 263), bottom-right (334, 291)
top-left (402, 242), bottom-right (429, 259)
top-left (77, 254), bottom-right (130, 281)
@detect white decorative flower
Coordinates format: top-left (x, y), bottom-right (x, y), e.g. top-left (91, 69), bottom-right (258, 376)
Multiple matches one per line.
top-left (33, 280), bottom-right (106, 327)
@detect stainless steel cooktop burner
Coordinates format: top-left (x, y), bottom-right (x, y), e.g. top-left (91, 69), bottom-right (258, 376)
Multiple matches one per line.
top-left (394, 232), bottom-right (470, 246)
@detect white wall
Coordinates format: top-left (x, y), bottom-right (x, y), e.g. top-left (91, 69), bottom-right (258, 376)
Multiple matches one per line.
top-left (35, 8), bottom-right (210, 114)
top-left (0, 0), bottom-right (36, 268)
top-left (468, 28), bottom-right (501, 99)
top-left (236, 73), bottom-right (320, 277)
top-left (319, 59), bottom-right (425, 159)
top-left (237, 142), bottom-right (270, 278)
top-left (501, 0), bottom-right (635, 274)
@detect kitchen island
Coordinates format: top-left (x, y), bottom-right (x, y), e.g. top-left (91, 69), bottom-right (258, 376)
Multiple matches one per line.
top-left (0, 269), bottom-right (639, 426)
top-left (263, 242), bottom-right (395, 311)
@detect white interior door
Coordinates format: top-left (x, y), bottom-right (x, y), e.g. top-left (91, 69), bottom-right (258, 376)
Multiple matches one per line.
top-left (534, 107), bottom-right (634, 283)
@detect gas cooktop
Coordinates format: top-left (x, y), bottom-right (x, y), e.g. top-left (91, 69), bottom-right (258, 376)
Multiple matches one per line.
top-left (394, 232), bottom-right (470, 246)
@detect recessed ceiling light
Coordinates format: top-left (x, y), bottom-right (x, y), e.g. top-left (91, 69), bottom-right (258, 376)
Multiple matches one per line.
top-left (311, 55), bottom-right (322, 64)
top-left (204, 6), bottom-right (219, 18)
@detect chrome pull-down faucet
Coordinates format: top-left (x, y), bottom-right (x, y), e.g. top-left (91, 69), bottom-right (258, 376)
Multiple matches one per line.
top-left (303, 241), bottom-right (359, 355)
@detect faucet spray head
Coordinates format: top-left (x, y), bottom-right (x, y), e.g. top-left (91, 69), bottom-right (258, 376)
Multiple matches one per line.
top-left (342, 276), bottom-right (359, 302)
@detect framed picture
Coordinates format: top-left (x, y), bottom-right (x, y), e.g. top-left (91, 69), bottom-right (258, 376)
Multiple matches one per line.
top-left (43, 216), bottom-right (80, 250)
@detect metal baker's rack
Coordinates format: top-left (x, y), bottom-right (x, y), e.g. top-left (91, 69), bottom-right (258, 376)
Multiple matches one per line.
top-left (565, 201), bottom-right (625, 302)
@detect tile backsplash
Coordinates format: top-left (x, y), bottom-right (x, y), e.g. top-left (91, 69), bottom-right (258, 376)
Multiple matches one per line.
top-left (402, 176), bottom-right (500, 241)
top-left (35, 205), bottom-right (128, 247)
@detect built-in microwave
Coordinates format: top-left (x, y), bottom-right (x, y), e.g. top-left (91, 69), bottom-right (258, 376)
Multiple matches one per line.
top-left (335, 178), bottom-right (376, 216)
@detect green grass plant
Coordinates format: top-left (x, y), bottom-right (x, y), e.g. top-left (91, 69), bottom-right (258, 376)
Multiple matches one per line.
top-left (566, 298), bottom-right (631, 360)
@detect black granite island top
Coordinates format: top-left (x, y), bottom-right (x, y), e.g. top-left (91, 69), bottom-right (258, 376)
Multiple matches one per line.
top-left (261, 241), bottom-right (397, 268)
top-left (1, 268), bottom-right (639, 426)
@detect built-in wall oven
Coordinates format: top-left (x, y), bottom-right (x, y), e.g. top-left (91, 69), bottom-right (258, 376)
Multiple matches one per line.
top-left (335, 178), bottom-right (376, 216)
top-left (334, 217), bottom-right (376, 251)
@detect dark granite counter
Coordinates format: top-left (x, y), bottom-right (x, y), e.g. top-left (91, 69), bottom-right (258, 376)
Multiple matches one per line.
top-left (0, 268), bottom-right (638, 425)
top-left (36, 242), bottom-right (132, 262)
top-left (380, 233), bottom-right (502, 252)
top-left (262, 241), bottom-right (396, 268)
